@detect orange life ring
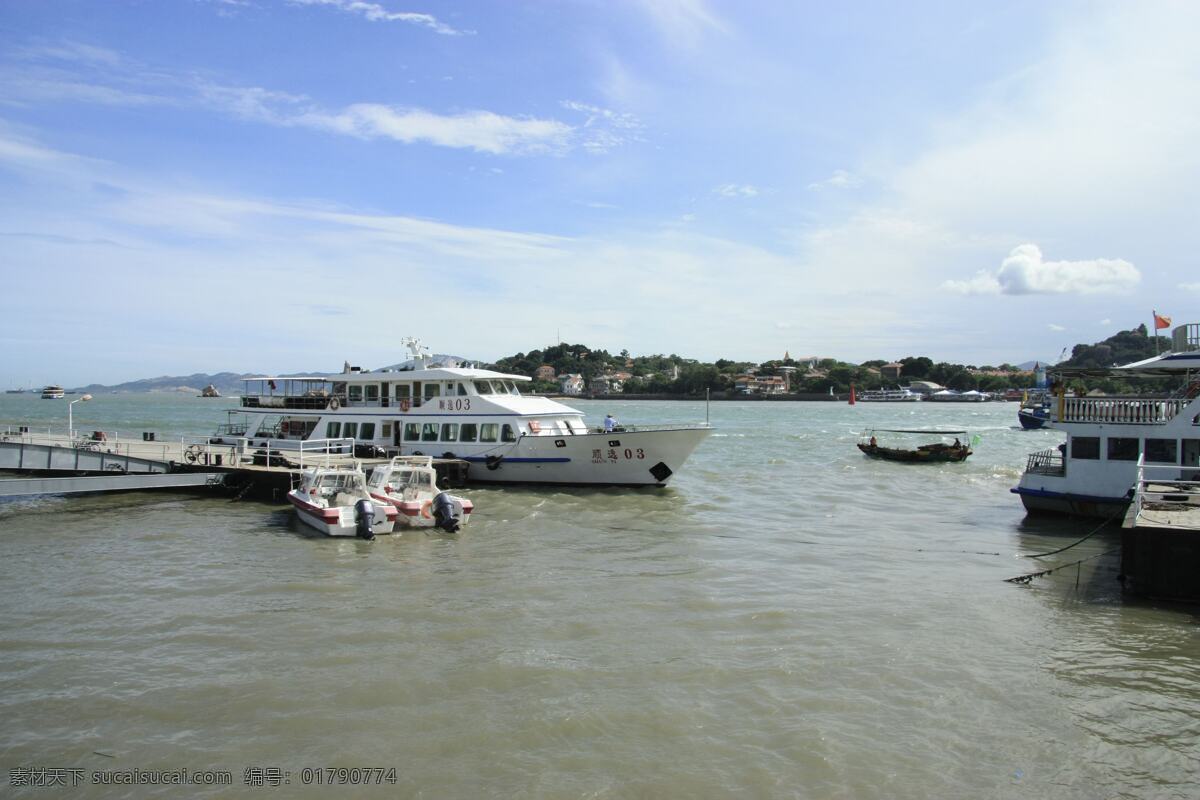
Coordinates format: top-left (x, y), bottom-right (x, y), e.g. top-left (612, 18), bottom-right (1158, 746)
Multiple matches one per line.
top-left (420, 500), bottom-right (433, 519)
top-left (329, 397), bottom-right (340, 410)
top-left (400, 398), bottom-right (411, 412)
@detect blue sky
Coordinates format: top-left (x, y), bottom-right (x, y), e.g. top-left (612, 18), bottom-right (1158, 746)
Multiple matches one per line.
top-left (1, 0), bottom-right (1197, 385)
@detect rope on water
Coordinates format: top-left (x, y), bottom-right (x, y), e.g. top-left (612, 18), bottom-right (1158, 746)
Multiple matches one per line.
top-left (1019, 503), bottom-right (1126, 559)
top-left (1004, 547), bottom-right (1121, 584)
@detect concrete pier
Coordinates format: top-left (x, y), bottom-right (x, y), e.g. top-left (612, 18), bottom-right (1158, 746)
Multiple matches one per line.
top-left (1120, 478), bottom-right (1200, 602)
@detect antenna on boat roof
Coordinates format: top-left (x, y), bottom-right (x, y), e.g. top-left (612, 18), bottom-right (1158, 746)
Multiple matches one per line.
top-left (401, 337), bottom-right (430, 367)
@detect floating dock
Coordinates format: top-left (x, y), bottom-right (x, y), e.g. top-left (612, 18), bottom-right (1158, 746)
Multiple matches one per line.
top-left (1120, 465), bottom-right (1200, 602)
top-left (0, 430), bottom-right (469, 501)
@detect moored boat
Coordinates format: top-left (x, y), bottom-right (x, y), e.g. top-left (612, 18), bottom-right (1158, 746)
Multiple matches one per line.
top-left (857, 387), bottom-right (922, 402)
top-left (1012, 322), bottom-right (1200, 517)
top-left (856, 429), bottom-right (972, 463)
top-left (287, 463), bottom-right (397, 538)
top-left (209, 338), bottom-right (712, 487)
top-left (366, 455), bottom-right (473, 532)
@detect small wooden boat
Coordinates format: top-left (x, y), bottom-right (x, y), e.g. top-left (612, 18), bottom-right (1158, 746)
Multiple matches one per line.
top-left (857, 429), bottom-right (972, 463)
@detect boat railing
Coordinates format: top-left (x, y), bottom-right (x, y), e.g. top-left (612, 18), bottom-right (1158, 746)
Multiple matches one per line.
top-left (1130, 454), bottom-right (1200, 526)
top-left (297, 437), bottom-right (357, 470)
top-left (1171, 323), bottom-right (1200, 352)
top-left (1024, 447), bottom-right (1065, 476)
top-left (1057, 396), bottom-right (1191, 425)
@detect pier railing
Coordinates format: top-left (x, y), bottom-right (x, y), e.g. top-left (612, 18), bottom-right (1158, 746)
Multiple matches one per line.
top-left (1024, 447), bottom-right (1065, 476)
top-left (1129, 454), bottom-right (1200, 529)
top-left (1, 427), bottom-right (181, 464)
top-left (1057, 397), bottom-right (1191, 425)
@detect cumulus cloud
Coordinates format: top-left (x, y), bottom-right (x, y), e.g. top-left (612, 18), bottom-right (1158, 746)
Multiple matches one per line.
top-left (1048, 323), bottom-right (1066, 331)
top-left (942, 244), bottom-right (1139, 296)
top-left (288, 0), bottom-right (467, 35)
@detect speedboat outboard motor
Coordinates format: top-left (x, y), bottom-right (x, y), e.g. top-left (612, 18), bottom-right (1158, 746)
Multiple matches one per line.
top-left (354, 498), bottom-right (377, 540)
top-left (431, 491), bottom-right (462, 533)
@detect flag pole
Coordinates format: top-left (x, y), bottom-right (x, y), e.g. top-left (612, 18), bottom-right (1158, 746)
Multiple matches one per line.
top-left (1153, 310), bottom-right (1159, 355)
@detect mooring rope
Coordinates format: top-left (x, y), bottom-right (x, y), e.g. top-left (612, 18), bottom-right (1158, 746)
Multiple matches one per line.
top-left (1019, 503), bottom-right (1127, 559)
top-left (1004, 547), bottom-right (1122, 584)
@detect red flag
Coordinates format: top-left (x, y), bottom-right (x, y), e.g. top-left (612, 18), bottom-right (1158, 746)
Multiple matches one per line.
top-left (1154, 312), bottom-right (1171, 330)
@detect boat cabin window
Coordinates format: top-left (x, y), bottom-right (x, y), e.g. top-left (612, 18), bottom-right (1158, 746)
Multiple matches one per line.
top-left (422, 423), bottom-right (439, 442)
top-left (365, 385), bottom-right (379, 403)
top-left (503, 381), bottom-right (520, 395)
top-left (360, 422), bottom-right (376, 440)
top-left (480, 423), bottom-right (498, 442)
top-left (1107, 437), bottom-right (1139, 461)
top-left (474, 380), bottom-right (494, 395)
top-left (456, 382), bottom-right (468, 396)
top-left (502, 424), bottom-right (516, 442)
top-left (424, 383), bottom-right (441, 401)
top-left (395, 384), bottom-right (411, 402)
top-left (326, 422), bottom-right (341, 438)
top-left (348, 385), bottom-right (363, 402)
top-left (404, 423), bottom-right (420, 442)
top-left (460, 423), bottom-right (478, 442)
top-left (1145, 438), bottom-right (1177, 463)
top-left (441, 423), bottom-right (458, 442)
top-left (1071, 437), bottom-right (1100, 460)
top-left (382, 423), bottom-right (392, 438)
top-left (343, 422), bottom-right (358, 439)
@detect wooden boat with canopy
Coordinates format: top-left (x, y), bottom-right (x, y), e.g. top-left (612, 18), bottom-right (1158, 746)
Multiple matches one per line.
top-left (856, 429), bottom-right (973, 463)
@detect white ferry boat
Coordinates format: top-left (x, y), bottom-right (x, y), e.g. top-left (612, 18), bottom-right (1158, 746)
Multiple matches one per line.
top-left (1012, 322), bottom-right (1200, 517)
top-left (210, 340), bottom-right (712, 487)
top-left (40, 385), bottom-right (65, 399)
top-left (857, 387), bottom-right (922, 402)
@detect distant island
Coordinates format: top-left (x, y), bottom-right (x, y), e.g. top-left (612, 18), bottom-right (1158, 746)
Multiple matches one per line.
top-left (66, 324), bottom-right (1169, 398)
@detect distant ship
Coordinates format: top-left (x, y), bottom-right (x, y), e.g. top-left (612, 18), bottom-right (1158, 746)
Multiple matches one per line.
top-left (41, 385), bottom-right (65, 399)
top-left (200, 384), bottom-right (222, 398)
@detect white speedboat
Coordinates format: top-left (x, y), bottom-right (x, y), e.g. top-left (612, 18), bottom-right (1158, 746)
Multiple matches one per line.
top-left (41, 385), bottom-right (64, 399)
top-left (367, 456), bottom-right (474, 532)
top-left (1012, 322), bottom-right (1200, 517)
top-left (210, 339), bottom-right (712, 487)
top-left (287, 464), bottom-right (398, 538)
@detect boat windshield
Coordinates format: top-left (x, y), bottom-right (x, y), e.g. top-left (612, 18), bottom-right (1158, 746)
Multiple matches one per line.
top-left (316, 473), bottom-right (363, 491)
top-left (473, 379), bottom-right (521, 396)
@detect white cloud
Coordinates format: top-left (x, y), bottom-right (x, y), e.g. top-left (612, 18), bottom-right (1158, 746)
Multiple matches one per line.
top-left (942, 244), bottom-right (1139, 296)
top-left (1180, 282), bottom-right (1200, 292)
top-left (715, 184), bottom-right (758, 198)
top-left (1, 48), bottom-right (585, 156)
top-left (288, 0), bottom-right (467, 35)
top-left (296, 104), bottom-right (571, 154)
top-left (807, 170), bottom-right (862, 191)
top-left (1048, 323), bottom-right (1065, 331)
top-left (1100, 318), bottom-right (1112, 325)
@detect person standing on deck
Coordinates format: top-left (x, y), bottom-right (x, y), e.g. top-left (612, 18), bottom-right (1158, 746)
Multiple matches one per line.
top-left (604, 414), bottom-right (617, 433)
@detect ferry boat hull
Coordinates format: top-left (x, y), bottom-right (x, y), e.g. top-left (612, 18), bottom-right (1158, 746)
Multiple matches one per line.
top-left (451, 426), bottom-right (711, 486)
top-left (1010, 485), bottom-right (1129, 518)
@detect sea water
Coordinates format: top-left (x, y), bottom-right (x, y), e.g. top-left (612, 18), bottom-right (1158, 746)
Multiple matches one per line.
top-left (1, 394), bottom-right (1197, 798)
